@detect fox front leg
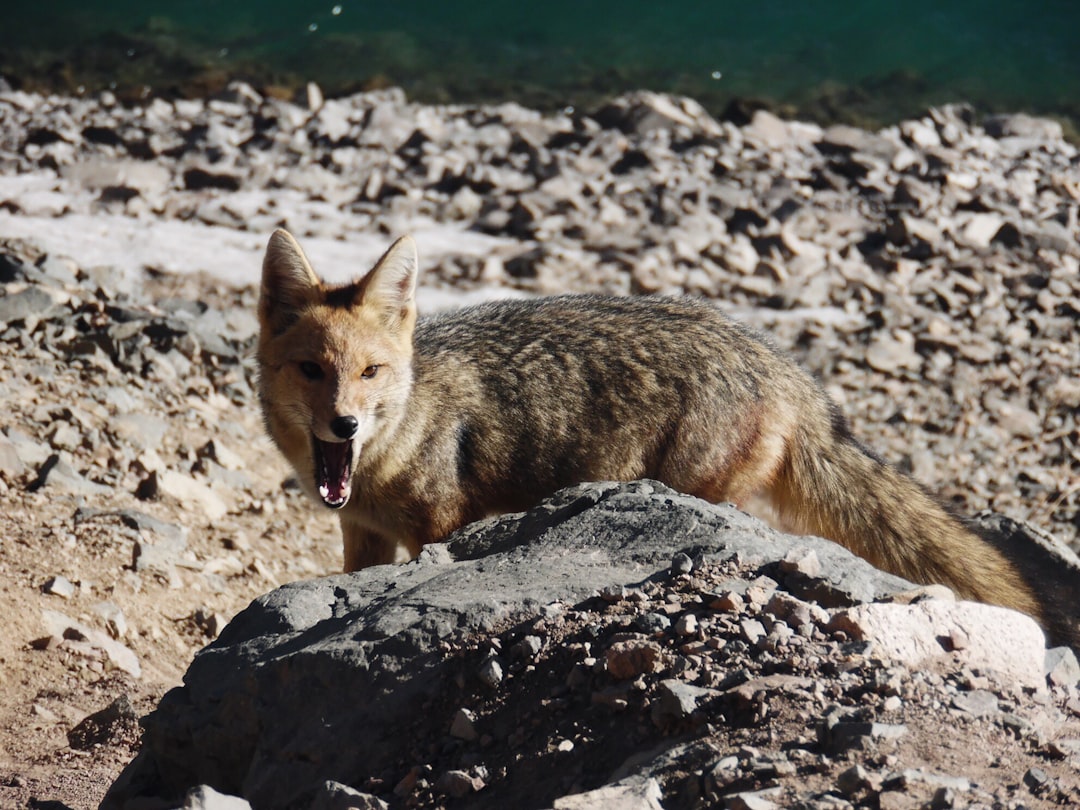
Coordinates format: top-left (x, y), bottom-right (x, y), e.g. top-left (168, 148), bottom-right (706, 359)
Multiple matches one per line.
top-left (340, 520), bottom-right (420, 572)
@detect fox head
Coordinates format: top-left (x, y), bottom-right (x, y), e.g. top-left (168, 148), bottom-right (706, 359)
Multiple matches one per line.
top-left (257, 229), bottom-right (418, 510)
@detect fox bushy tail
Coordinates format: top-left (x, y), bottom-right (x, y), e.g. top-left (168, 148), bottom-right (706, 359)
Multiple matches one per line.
top-left (772, 414), bottom-right (1044, 623)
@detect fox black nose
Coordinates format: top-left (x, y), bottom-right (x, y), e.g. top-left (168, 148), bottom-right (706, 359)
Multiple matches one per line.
top-left (330, 415), bottom-right (359, 440)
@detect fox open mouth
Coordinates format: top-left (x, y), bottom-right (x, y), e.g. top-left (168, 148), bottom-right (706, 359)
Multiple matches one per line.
top-left (313, 437), bottom-right (353, 508)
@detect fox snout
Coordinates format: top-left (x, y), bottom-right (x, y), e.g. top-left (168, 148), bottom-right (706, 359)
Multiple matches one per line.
top-left (330, 415), bottom-right (359, 440)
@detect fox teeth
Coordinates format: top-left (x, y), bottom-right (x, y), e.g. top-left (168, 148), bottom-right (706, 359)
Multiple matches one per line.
top-left (319, 483), bottom-right (349, 507)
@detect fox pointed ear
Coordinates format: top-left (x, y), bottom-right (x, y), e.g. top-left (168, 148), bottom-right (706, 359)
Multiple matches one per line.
top-left (260, 229), bottom-right (320, 334)
top-left (356, 235), bottom-right (418, 330)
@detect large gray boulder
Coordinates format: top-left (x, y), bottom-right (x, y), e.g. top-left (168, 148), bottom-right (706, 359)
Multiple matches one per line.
top-left (103, 481), bottom-right (1062, 810)
top-left (102, 481), bottom-right (923, 809)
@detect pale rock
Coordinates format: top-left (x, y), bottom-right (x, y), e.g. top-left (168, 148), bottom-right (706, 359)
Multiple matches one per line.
top-left (951, 689), bottom-right (999, 717)
top-left (41, 608), bottom-right (141, 678)
top-left (182, 785), bottom-right (252, 810)
top-left (721, 234), bottom-right (764, 276)
top-left (305, 82), bottom-right (324, 112)
top-left (60, 159), bottom-right (171, 195)
top-left (606, 639), bottom-right (666, 680)
top-left (42, 575), bottom-right (77, 598)
top-left (553, 777), bottom-right (664, 810)
top-left (828, 600), bottom-right (1046, 689)
top-left (435, 770), bottom-right (483, 798)
top-left (900, 120), bottom-right (941, 150)
top-left (650, 679), bottom-right (715, 726)
top-left (865, 330), bottom-right (922, 373)
top-left (1045, 647), bottom-right (1080, 687)
top-left (111, 413), bottom-right (170, 452)
top-left (310, 780), bottom-right (388, 810)
top-left (449, 707), bottom-right (478, 741)
top-left (957, 212), bottom-right (1005, 249)
top-left (0, 431), bottom-right (25, 477)
top-left (157, 470), bottom-right (229, 521)
top-left (744, 110), bottom-right (792, 150)
top-left (984, 113), bottom-right (1063, 141)
top-left (723, 788), bottom-right (783, 810)
top-left (36, 455), bottom-right (111, 496)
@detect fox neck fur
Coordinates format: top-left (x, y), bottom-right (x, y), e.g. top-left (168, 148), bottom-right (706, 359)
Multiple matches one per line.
top-left (257, 229), bottom-right (1063, 645)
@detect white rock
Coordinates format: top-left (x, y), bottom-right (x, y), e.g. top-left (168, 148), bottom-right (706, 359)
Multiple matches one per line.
top-left (553, 776), bottom-right (664, 810)
top-left (828, 599), bottom-right (1046, 689)
top-left (158, 470), bottom-right (229, 521)
top-left (42, 608), bottom-right (141, 678)
top-left (958, 213), bottom-right (1005, 249)
top-left (182, 785), bottom-right (253, 810)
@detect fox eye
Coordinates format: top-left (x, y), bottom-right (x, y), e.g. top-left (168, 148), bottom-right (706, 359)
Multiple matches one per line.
top-left (299, 361), bottom-right (324, 380)
top-left (361, 365), bottom-right (379, 379)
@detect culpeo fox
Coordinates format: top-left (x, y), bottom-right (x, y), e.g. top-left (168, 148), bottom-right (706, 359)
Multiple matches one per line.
top-left (258, 229), bottom-right (1051, 637)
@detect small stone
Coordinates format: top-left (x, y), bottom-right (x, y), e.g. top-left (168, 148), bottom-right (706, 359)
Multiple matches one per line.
top-left (435, 769), bottom-right (483, 799)
top-left (650, 679), bottom-right (715, 727)
top-left (836, 764), bottom-right (872, 796)
top-left (744, 576), bottom-right (777, 606)
top-left (606, 639), bottom-right (665, 680)
top-left (42, 575), bottom-right (77, 599)
top-left (0, 432), bottom-right (26, 478)
top-left (393, 766), bottom-right (422, 798)
top-left (930, 787), bottom-right (958, 810)
top-left (47, 421), bottom-right (82, 452)
top-left (0, 286), bottom-right (60, 323)
top-left (68, 694), bottom-right (139, 750)
top-left (477, 657), bottom-right (504, 688)
top-left (133, 534), bottom-right (188, 576)
top-left (182, 785), bottom-right (253, 810)
top-left (41, 609), bottom-right (141, 678)
top-left (1044, 739), bottom-right (1080, 759)
top-left (310, 780), bottom-right (388, 810)
top-left (198, 439), bottom-right (245, 471)
top-left (1023, 766), bottom-right (1050, 793)
top-left (634, 612), bottom-right (671, 635)
top-left (553, 776), bottom-right (664, 810)
top-left (866, 330), bottom-right (922, 373)
top-left (93, 601), bottom-right (128, 639)
top-left (779, 548), bottom-right (821, 578)
top-left (711, 591), bottom-right (744, 613)
top-left (600, 585), bottom-right (630, 603)
top-left (878, 792), bottom-right (919, 810)
top-left (193, 608), bottom-right (226, 639)
top-left (670, 552), bottom-right (693, 574)
top-left (723, 788), bottom-right (782, 810)
top-left (450, 708), bottom-right (478, 741)
top-left (740, 619), bottom-right (766, 645)
top-left (829, 601), bottom-right (1046, 689)
top-left (951, 689), bottom-right (999, 718)
top-left (156, 470), bottom-right (228, 521)
top-left (958, 213), bottom-right (1004, 249)
top-left (306, 81), bottom-right (325, 112)
top-left (31, 702), bottom-right (60, 723)
top-left (984, 113), bottom-right (1063, 140)
top-left (1045, 646), bottom-right (1080, 687)
top-left (511, 635), bottom-right (543, 660)
top-left (556, 739), bottom-right (574, 752)
top-left (31, 454), bottom-right (111, 496)
top-left (820, 709), bottom-right (908, 753)
top-left (674, 614), bottom-right (698, 637)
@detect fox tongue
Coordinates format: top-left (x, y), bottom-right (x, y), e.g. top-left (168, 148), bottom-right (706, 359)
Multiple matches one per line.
top-left (316, 438), bottom-right (353, 508)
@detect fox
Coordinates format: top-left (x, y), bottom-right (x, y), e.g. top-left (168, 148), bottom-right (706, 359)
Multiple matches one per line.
top-left (257, 229), bottom-right (1072, 646)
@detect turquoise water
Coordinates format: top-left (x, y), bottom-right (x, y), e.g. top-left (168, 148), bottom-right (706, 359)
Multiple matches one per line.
top-left (3, 1), bottom-right (1078, 126)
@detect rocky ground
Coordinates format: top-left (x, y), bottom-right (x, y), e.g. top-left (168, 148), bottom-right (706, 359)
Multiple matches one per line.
top-left (0, 84), bottom-right (1077, 808)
